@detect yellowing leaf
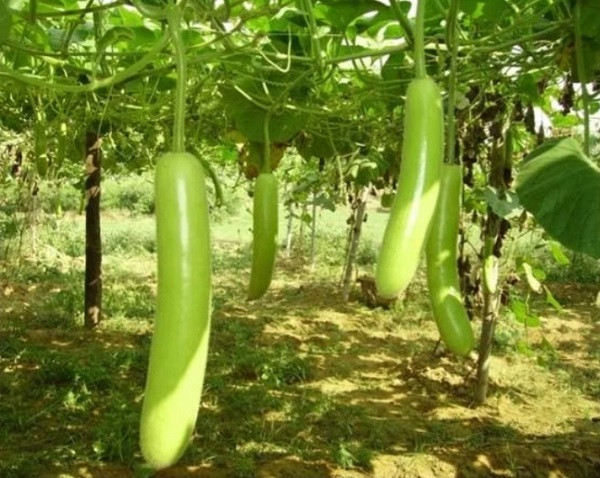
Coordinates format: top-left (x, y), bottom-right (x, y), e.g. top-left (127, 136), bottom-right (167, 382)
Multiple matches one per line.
top-left (522, 262), bottom-right (542, 294)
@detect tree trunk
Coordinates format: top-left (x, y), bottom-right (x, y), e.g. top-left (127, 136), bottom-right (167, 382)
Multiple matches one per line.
top-left (475, 270), bottom-right (500, 404)
top-left (475, 216), bottom-right (501, 405)
top-left (84, 131), bottom-right (102, 329)
top-left (475, 129), bottom-right (511, 405)
top-left (341, 188), bottom-right (367, 302)
top-left (309, 191), bottom-right (318, 272)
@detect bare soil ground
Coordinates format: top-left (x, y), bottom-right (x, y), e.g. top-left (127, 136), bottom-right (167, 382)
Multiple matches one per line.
top-left (1, 255), bottom-right (599, 478)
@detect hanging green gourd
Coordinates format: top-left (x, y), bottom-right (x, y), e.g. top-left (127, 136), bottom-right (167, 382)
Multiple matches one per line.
top-left (425, 0), bottom-right (473, 357)
top-left (376, 0), bottom-right (443, 299)
top-left (426, 164), bottom-right (474, 356)
top-left (248, 118), bottom-right (279, 301)
top-left (139, 4), bottom-right (212, 470)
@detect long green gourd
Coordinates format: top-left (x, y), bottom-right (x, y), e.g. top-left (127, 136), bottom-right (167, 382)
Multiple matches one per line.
top-left (139, 4), bottom-right (212, 470)
top-left (248, 172), bottom-right (279, 300)
top-left (425, 164), bottom-right (474, 356)
top-left (247, 114), bottom-right (279, 301)
top-left (375, 0), bottom-right (443, 299)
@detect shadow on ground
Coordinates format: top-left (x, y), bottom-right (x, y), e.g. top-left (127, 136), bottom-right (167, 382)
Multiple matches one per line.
top-left (2, 260), bottom-right (599, 478)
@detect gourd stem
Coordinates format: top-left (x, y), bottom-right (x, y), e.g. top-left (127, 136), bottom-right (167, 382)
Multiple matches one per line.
top-left (167, 4), bottom-right (187, 153)
top-left (262, 111), bottom-right (272, 174)
top-left (414, 0), bottom-right (426, 79)
top-left (446, 0), bottom-right (460, 165)
top-left (302, 0), bottom-right (322, 72)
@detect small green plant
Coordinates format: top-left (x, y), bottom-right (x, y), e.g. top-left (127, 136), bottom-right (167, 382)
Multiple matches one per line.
top-left (34, 354), bottom-right (78, 387)
top-left (43, 222), bottom-right (85, 257)
top-left (103, 222), bottom-right (155, 255)
top-left (535, 336), bottom-right (560, 369)
top-left (356, 238), bottom-right (377, 266)
top-left (103, 281), bottom-right (155, 320)
top-left (258, 347), bottom-right (311, 386)
top-left (0, 211), bottom-right (21, 244)
top-left (39, 182), bottom-right (82, 213)
top-left (332, 441), bottom-right (373, 470)
top-left (41, 288), bottom-right (82, 328)
top-left (0, 403), bottom-right (27, 434)
top-left (0, 457), bottom-right (43, 478)
top-left (230, 344), bottom-right (311, 387)
top-left (102, 173), bottom-right (155, 215)
top-left (62, 385), bottom-right (92, 413)
top-left (92, 400), bottom-right (140, 464)
top-left (230, 452), bottom-right (257, 478)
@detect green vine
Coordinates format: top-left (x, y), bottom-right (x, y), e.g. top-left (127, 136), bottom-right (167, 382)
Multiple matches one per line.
top-left (262, 112), bottom-right (272, 174)
top-left (0, 32), bottom-right (170, 92)
top-left (446, 0), bottom-right (460, 165)
top-left (167, 4), bottom-right (187, 153)
top-left (414, 0), bottom-right (426, 79)
top-left (302, 0), bottom-right (322, 73)
top-left (16, 0), bottom-right (124, 18)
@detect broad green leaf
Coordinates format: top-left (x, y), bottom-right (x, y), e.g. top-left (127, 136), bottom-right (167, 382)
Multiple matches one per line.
top-left (526, 314), bottom-right (541, 328)
top-left (544, 285), bottom-right (563, 313)
top-left (483, 187), bottom-right (522, 219)
top-left (36, 0), bottom-right (79, 12)
top-left (154, 73), bottom-right (176, 91)
top-left (533, 266), bottom-right (546, 281)
top-left (515, 137), bottom-right (600, 259)
top-left (510, 298), bottom-right (541, 328)
top-left (313, 193), bottom-right (336, 212)
top-left (517, 73), bottom-right (541, 103)
top-left (382, 23), bottom-right (404, 40)
top-left (381, 53), bottom-right (407, 82)
top-left (246, 16), bottom-right (271, 33)
top-left (182, 29), bottom-right (205, 48)
top-left (109, 6), bottom-right (144, 27)
top-left (97, 27), bottom-right (134, 55)
top-left (460, 0), bottom-right (510, 20)
top-left (296, 132), bottom-right (336, 160)
top-left (219, 143), bottom-right (239, 163)
top-left (551, 114), bottom-right (580, 129)
top-left (515, 339), bottom-right (532, 356)
top-left (580, 1), bottom-right (600, 39)
top-left (221, 81), bottom-right (309, 143)
top-left (347, 158), bottom-right (379, 186)
top-left (269, 30), bottom-right (306, 56)
top-left (549, 240), bottom-right (570, 266)
top-left (130, 26), bottom-right (161, 45)
top-left (48, 22), bottom-right (93, 50)
top-left (510, 298), bottom-right (527, 321)
top-left (48, 28), bottom-right (66, 51)
top-left (313, 0), bottom-right (384, 31)
top-left (355, 6), bottom-right (396, 36)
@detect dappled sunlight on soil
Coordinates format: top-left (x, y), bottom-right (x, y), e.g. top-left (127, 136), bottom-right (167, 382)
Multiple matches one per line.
top-left (1, 254), bottom-right (599, 478)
